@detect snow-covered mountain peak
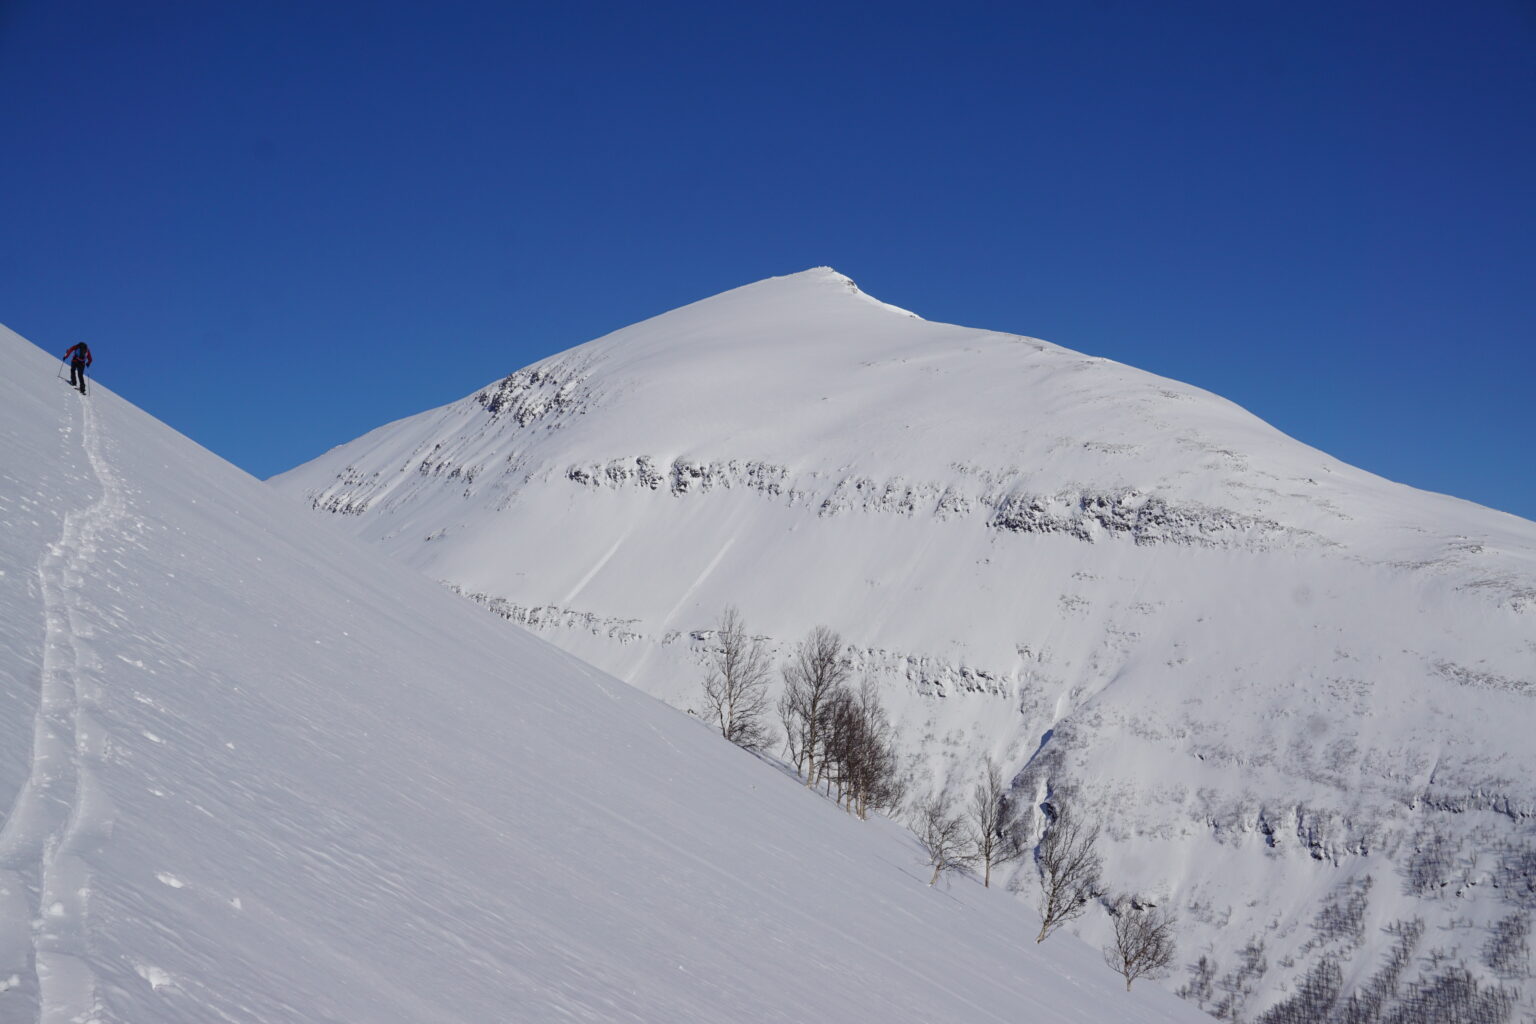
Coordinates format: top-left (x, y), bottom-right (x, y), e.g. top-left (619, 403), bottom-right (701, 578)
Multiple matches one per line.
top-left (275, 273), bottom-right (1536, 1021)
top-left (291, 269), bottom-right (1533, 574)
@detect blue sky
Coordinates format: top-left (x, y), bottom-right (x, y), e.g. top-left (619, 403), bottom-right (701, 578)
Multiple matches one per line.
top-left (3, 1), bottom-right (1533, 521)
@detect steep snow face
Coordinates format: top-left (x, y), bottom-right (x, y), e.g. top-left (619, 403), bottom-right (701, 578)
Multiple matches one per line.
top-left (0, 323), bottom-right (1204, 1023)
top-left (275, 269), bottom-right (1536, 1019)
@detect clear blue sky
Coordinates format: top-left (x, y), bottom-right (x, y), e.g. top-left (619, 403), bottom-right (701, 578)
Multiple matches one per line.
top-left (3, 1), bottom-right (1533, 521)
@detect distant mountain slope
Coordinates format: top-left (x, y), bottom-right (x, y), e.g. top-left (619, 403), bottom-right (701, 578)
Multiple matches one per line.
top-left (275, 269), bottom-right (1536, 1020)
top-left (0, 323), bottom-right (1202, 1023)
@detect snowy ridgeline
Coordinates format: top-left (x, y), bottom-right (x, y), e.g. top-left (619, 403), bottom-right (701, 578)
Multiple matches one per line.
top-left (0, 325), bottom-right (1207, 1021)
top-left (275, 268), bottom-right (1536, 1022)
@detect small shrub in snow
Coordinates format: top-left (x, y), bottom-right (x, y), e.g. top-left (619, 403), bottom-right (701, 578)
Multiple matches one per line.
top-left (1494, 842), bottom-right (1536, 908)
top-left (1313, 875), bottom-right (1373, 946)
top-left (1382, 966), bottom-right (1515, 1024)
top-left (1250, 916), bottom-right (1520, 1024)
top-left (1256, 958), bottom-right (1343, 1024)
top-left (1332, 917), bottom-right (1423, 1024)
top-left (1482, 913), bottom-right (1530, 980)
top-left (1206, 937), bottom-right (1267, 1022)
top-left (1176, 953), bottom-right (1217, 1009)
top-left (1404, 827), bottom-right (1463, 897)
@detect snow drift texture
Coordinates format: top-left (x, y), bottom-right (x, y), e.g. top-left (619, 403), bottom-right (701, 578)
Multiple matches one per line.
top-left (0, 323), bottom-right (1203, 1022)
top-left (278, 268), bottom-right (1536, 1019)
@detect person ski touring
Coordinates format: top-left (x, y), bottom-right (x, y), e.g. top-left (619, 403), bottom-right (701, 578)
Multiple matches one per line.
top-left (63, 342), bottom-right (92, 394)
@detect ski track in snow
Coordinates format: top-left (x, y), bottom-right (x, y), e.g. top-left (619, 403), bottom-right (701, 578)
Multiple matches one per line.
top-left (560, 526), bottom-right (632, 607)
top-left (660, 536), bottom-right (736, 629)
top-left (626, 536), bottom-right (738, 699)
top-left (0, 396), bottom-right (123, 1023)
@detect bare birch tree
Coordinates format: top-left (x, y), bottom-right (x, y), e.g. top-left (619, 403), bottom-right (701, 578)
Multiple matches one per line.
top-left (699, 605), bottom-right (772, 751)
top-left (821, 679), bottom-right (903, 819)
top-left (1103, 899), bottom-right (1177, 990)
top-left (913, 794), bottom-right (976, 885)
top-left (778, 625), bottom-right (849, 786)
top-left (970, 755), bottom-right (1025, 887)
top-left (777, 680), bottom-right (809, 776)
top-left (1023, 804), bottom-right (1103, 942)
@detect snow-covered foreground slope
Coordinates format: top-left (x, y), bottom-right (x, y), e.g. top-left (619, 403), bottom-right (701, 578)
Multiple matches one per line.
top-left (0, 324), bottom-right (1204, 1022)
top-left (277, 269), bottom-right (1536, 1021)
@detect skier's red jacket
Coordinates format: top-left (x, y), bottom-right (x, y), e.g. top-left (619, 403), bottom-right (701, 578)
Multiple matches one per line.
top-left (64, 343), bottom-right (92, 366)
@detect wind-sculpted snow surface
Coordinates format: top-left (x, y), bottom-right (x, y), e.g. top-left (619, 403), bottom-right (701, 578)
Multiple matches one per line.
top-left (0, 326), bottom-right (1204, 1022)
top-left (276, 269), bottom-right (1536, 1020)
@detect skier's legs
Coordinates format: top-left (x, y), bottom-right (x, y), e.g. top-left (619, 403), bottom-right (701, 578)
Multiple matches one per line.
top-left (71, 362), bottom-right (87, 392)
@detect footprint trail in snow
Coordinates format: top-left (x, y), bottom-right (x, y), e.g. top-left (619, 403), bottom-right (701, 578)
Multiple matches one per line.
top-left (0, 396), bottom-right (124, 1023)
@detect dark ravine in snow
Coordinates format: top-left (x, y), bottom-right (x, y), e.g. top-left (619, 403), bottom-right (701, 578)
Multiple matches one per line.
top-left (275, 268), bottom-right (1536, 1020)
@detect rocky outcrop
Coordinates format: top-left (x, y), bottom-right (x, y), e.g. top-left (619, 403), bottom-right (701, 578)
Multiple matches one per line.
top-left (559, 452), bottom-right (1325, 551)
top-left (474, 359), bottom-right (595, 426)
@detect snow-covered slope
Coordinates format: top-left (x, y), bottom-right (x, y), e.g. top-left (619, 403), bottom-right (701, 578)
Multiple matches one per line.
top-left (0, 323), bottom-right (1204, 1022)
top-left (277, 269), bottom-right (1536, 1020)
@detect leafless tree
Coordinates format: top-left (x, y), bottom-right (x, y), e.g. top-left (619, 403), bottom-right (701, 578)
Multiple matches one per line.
top-left (1023, 803), bottom-right (1103, 942)
top-left (913, 794), bottom-right (976, 885)
top-left (970, 755), bottom-right (1026, 886)
top-left (1103, 899), bottom-right (1177, 990)
top-left (818, 685), bottom-right (854, 802)
top-left (776, 682), bottom-right (808, 776)
top-left (820, 679), bottom-right (903, 819)
top-left (700, 606), bottom-right (772, 750)
top-left (778, 625), bottom-right (850, 786)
